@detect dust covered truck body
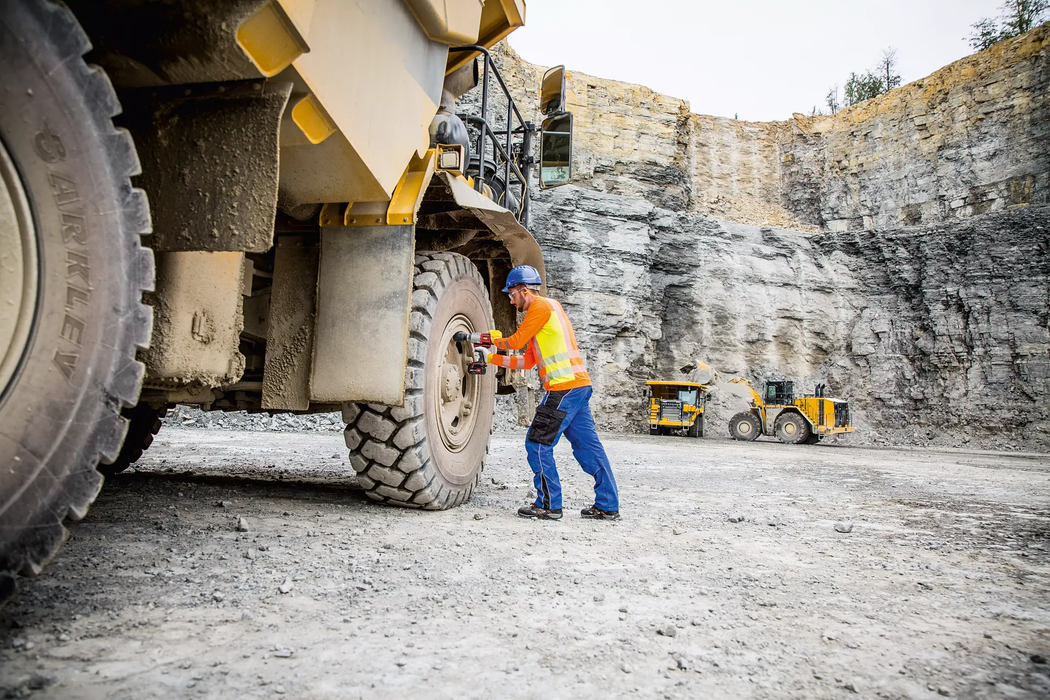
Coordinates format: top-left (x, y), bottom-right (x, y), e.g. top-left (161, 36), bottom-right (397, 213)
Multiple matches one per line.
top-left (0, 0), bottom-right (575, 603)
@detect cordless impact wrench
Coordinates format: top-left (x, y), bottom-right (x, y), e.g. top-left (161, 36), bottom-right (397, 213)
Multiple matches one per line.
top-left (452, 331), bottom-right (501, 375)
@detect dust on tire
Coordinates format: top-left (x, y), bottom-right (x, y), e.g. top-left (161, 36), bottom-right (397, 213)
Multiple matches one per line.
top-left (774, 412), bottom-right (810, 445)
top-left (729, 411), bottom-right (761, 441)
top-left (0, 0), bottom-right (153, 605)
top-left (343, 253), bottom-right (496, 510)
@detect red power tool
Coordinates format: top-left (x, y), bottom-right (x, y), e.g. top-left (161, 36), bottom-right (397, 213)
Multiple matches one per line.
top-left (453, 332), bottom-right (495, 375)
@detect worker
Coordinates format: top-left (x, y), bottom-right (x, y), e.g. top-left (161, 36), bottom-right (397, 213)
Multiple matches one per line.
top-left (486, 265), bottom-right (620, 521)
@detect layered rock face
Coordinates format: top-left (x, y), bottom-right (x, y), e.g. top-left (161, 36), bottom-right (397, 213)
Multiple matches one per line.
top-left (818, 209), bottom-right (1049, 443)
top-left (492, 26), bottom-right (1050, 449)
top-left (784, 29), bottom-right (1050, 232)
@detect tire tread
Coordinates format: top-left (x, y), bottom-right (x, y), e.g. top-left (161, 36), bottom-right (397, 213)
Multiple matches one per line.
top-left (1, 0), bottom-right (154, 601)
top-left (345, 252), bottom-right (491, 509)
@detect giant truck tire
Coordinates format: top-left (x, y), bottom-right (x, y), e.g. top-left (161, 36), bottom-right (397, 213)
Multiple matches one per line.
top-left (98, 404), bottom-right (168, 477)
top-left (0, 0), bottom-right (153, 604)
top-left (688, 413), bottom-right (704, 438)
top-left (343, 253), bottom-right (496, 509)
top-left (729, 411), bottom-right (761, 441)
top-left (774, 412), bottom-right (810, 444)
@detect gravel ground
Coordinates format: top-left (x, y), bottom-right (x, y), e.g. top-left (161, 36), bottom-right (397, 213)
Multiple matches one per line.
top-left (1, 427), bottom-right (1048, 699)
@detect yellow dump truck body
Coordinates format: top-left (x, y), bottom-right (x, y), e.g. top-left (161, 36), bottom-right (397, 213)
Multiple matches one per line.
top-left (237, 0), bottom-right (524, 207)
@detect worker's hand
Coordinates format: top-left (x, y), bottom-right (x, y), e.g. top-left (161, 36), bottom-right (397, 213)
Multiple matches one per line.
top-left (488, 330), bottom-right (503, 341)
top-left (486, 353), bottom-right (499, 365)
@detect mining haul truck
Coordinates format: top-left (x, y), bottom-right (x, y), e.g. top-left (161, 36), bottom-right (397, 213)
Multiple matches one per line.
top-left (727, 380), bottom-right (855, 444)
top-left (0, 0), bottom-right (574, 603)
top-left (645, 381), bottom-right (708, 438)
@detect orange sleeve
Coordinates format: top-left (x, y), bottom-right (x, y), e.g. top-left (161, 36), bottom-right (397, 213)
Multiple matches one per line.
top-left (493, 299), bottom-right (550, 351)
top-left (486, 345), bottom-right (537, 370)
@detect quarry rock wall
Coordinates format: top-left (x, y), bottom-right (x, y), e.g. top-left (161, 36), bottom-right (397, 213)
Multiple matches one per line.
top-left (494, 26), bottom-right (1050, 449)
top-left (528, 189), bottom-right (1050, 448)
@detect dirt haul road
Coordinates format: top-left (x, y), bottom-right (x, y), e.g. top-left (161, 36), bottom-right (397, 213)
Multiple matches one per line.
top-left (1, 427), bottom-right (1048, 699)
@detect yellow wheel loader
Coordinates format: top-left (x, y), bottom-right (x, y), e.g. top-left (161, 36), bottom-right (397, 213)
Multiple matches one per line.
top-left (0, 0), bottom-right (573, 603)
top-left (727, 380), bottom-right (855, 444)
top-left (646, 381), bottom-right (708, 438)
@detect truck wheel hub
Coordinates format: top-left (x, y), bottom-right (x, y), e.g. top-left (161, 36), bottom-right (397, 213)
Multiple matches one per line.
top-left (442, 364), bottom-right (462, 402)
top-left (435, 315), bottom-right (479, 451)
top-left (0, 138), bottom-right (38, 396)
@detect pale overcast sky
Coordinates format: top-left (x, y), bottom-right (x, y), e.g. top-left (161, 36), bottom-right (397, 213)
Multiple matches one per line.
top-left (508, 0), bottom-right (1004, 121)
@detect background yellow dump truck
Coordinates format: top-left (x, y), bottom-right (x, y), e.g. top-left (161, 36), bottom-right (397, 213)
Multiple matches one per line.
top-left (646, 381), bottom-right (708, 437)
top-left (0, 0), bottom-right (574, 602)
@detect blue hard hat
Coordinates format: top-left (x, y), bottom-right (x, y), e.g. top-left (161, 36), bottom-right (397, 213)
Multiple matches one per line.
top-left (502, 265), bottom-right (542, 293)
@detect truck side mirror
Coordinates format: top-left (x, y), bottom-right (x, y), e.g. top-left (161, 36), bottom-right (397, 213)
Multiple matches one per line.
top-left (540, 65), bottom-right (566, 115)
top-left (539, 112), bottom-right (573, 189)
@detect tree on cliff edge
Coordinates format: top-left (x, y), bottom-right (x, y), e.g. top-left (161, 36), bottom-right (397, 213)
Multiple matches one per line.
top-left (878, 48), bottom-right (902, 92)
top-left (823, 48), bottom-right (902, 112)
top-left (969, 0), bottom-right (1048, 51)
top-left (844, 71), bottom-right (885, 106)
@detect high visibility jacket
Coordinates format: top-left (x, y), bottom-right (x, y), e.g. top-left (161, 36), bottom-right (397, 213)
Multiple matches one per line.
top-left (490, 296), bottom-right (591, 391)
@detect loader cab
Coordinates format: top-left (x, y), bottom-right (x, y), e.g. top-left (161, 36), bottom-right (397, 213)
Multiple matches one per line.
top-left (765, 380), bottom-right (794, 406)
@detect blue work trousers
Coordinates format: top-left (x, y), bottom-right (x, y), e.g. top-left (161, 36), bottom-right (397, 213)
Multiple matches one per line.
top-left (526, 386), bottom-right (619, 512)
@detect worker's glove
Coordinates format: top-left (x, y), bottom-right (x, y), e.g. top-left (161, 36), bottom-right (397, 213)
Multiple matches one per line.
top-left (486, 353), bottom-right (498, 364)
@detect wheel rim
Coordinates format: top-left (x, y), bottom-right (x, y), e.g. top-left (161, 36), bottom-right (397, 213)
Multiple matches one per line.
top-left (738, 420), bottom-right (753, 436)
top-left (0, 137), bottom-right (38, 397)
top-left (783, 421), bottom-right (797, 436)
top-left (433, 313), bottom-right (482, 454)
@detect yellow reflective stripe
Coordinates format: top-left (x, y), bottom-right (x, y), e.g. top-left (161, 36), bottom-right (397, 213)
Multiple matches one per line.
top-left (544, 353), bottom-right (582, 370)
top-left (544, 359), bottom-right (575, 375)
top-left (544, 363), bottom-right (576, 380)
top-left (540, 350), bottom-right (580, 368)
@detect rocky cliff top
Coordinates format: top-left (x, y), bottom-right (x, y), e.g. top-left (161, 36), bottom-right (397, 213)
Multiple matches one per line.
top-left (506, 23), bottom-right (1049, 232)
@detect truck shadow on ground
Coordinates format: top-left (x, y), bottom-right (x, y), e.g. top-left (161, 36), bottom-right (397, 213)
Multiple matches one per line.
top-left (101, 469), bottom-right (370, 507)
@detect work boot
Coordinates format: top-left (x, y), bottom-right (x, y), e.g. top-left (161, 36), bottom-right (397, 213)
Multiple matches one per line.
top-left (517, 504), bottom-right (562, 520)
top-left (581, 505), bottom-right (620, 521)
